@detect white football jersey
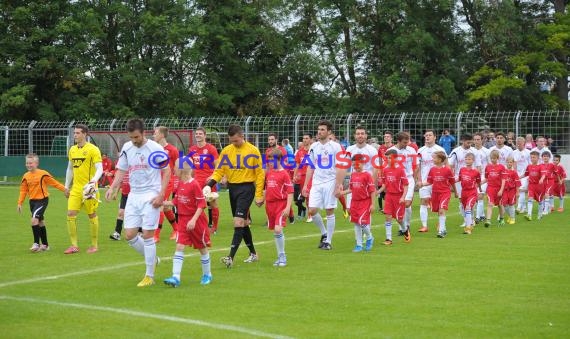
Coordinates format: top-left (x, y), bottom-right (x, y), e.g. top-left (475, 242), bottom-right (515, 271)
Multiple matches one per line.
top-left (449, 146), bottom-right (481, 176)
top-left (474, 147), bottom-right (490, 178)
top-left (387, 145), bottom-right (419, 177)
top-left (489, 145), bottom-right (514, 166)
top-left (531, 146), bottom-right (552, 163)
top-left (513, 148), bottom-right (531, 176)
top-left (117, 139), bottom-right (165, 194)
top-left (346, 144), bottom-right (378, 174)
top-left (308, 140), bottom-right (345, 185)
top-left (418, 144), bottom-right (446, 181)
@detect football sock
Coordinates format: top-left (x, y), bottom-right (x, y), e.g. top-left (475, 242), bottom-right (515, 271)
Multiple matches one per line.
top-left (212, 208), bottom-right (220, 230)
top-left (229, 227), bottom-right (245, 259)
top-left (89, 216), bottom-right (99, 248)
top-left (326, 214), bottom-right (335, 244)
top-left (543, 199), bottom-right (549, 214)
top-left (115, 218), bottom-right (123, 233)
top-left (354, 225), bottom-right (363, 246)
top-left (274, 232), bottom-right (285, 256)
top-left (550, 197), bottom-right (555, 210)
top-left (559, 198), bottom-right (564, 209)
top-left (311, 212), bottom-right (327, 235)
top-left (508, 206), bottom-right (515, 219)
top-left (143, 237), bottom-right (157, 277)
top-left (420, 205), bottom-right (428, 227)
top-left (164, 209), bottom-right (177, 230)
top-left (385, 221), bottom-right (392, 240)
top-left (527, 200), bottom-right (534, 216)
top-left (362, 225), bottom-right (372, 239)
top-left (208, 207), bottom-right (213, 226)
top-left (201, 253), bottom-right (211, 276)
top-left (242, 226), bottom-right (256, 254)
top-left (477, 199), bottom-right (485, 218)
top-left (128, 235), bottom-right (145, 256)
top-left (39, 225), bottom-right (48, 246)
top-left (538, 201), bottom-right (544, 216)
top-left (172, 250), bottom-right (184, 280)
top-left (159, 211), bottom-right (165, 225)
top-left (518, 192), bottom-right (526, 210)
top-left (405, 207), bottom-right (412, 227)
top-left (31, 225), bottom-right (40, 244)
top-left (67, 216), bottom-right (78, 247)
top-left (439, 215), bottom-right (446, 233)
top-left (459, 204), bottom-right (465, 219)
top-left (465, 210), bottom-right (472, 226)
top-left (397, 220), bottom-right (405, 231)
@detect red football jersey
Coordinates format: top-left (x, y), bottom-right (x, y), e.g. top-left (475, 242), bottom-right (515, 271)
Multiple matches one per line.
top-left (188, 143), bottom-right (219, 186)
top-left (172, 178), bottom-right (207, 217)
top-left (265, 146), bottom-right (287, 158)
top-left (524, 164), bottom-right (543, 185)
top-left (485, 163), bottom-right (507, 188)
top-left (121, 170), bottom-right (130, 195)
top-left (504, 169), bottom-right (521, 190)
top-left (380, 167), bottom-right (409, 195)
top-left (349, 171), bottom-right (375, 201)
top-left (458, 167), bottom-right (481, 191)
top-left (265, 169), bottom-right (294, 202)
top-left (163, 143), bottom-right (179, 171)
top-left (427, 166), bottom-right (455, 193)
top-left (555, 164), bottom-right (567, 180)
top-left (295, 147), bottom-right (310, 185)
top-left (541, 163), bottom-right (557, 179)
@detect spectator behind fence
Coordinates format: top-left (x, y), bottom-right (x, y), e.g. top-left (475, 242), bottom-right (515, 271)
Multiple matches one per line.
top-left (525, 134), bottom-right (536, 150)
top-left (438, 129), bottom-right (456, 154)
top-left (484, 131), bottom-right (496, 149)
top-left (547, 137), bottom-right (558, 154)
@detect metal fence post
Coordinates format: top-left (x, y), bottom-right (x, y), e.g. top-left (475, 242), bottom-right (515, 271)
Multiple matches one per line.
top-left (28, 120), bottom-right (37, 154)
top-left (346, 114), bottom-right (353, 143)
top-left (152, 118), bottom-right (160, 129)
top-left (399, 113), bottom-right (406, 132)
top-left (515, 111), bottom-right (521, 138)
top-left (109, 119), bottom-right (117, 131)
top-left (245, 116), bottom-right (252, 142)
top-left (456, 112), bottom-right (463, 141)
top-left (294, 115), bottom-right (301, 146)
top-left (198, 117), bottom-right (205, 127)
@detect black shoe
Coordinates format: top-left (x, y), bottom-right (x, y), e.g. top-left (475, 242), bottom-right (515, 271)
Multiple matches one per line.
top-left (318, 234), bottom-right (327, 248)
top-left (397, 230), bottom-right (405, 236)
top-left (289, 216), bottom-right (295, 223)
top-left (321, 242), bottom-right (332, 250)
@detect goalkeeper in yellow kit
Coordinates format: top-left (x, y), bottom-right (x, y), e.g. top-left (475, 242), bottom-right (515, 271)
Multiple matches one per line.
top-left (64, 124), bottom-right (103, 254)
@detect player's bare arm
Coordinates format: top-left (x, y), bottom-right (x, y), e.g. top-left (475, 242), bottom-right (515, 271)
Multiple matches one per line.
top-left (105, 169), bottom-right (126, 201)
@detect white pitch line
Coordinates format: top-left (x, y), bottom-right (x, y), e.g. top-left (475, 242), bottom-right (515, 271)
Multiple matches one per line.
top-left (0, 212), bottom-right (461, 289)
top-left (0, 295), bottom-right (294, 339)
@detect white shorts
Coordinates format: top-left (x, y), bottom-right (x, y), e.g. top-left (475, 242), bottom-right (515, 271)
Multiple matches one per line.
top-left (124, 191), bottom-right (161, 230)
top-left (519, 177), bottom-right (529, 191)
top-left (309, 181), bottom-right (338, 210)
top-left (419, 185), bottom-right (432, 199)
top-left (405, 177), bottom-right (415, 202)
top-left (455, 182), bottom-right (462, 197)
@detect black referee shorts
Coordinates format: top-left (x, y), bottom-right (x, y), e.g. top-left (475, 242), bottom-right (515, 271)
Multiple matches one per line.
top-left (29, 198), bottom-right (49, 221)
top-left (228, 182), bottom-right (255, 219)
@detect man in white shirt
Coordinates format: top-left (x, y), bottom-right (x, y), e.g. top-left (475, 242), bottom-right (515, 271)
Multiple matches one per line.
top-left (473, 133), bottom-right (490, 223)
top-left (416, 130), bottom-right (446, 232)
top-left (302, 120), bottom-right (348, 250)
top-left (387, 132), bottom-right (419, 242)
top-left (513, 137), bottom-right (531, 213)
top-left (531, 136), bottom-right (551, 163)
top-left (449, 133), bottom-right (481, 226)
top-left (105, 118), bottom-right (170, 287)
top-left (346, 127), bottom-right (379, 177)
top-left (489, 132), bottom-right (514, 166)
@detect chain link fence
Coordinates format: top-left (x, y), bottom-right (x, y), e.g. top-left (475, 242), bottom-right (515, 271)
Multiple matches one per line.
top-left (1, 111), bottom-right (569, 158)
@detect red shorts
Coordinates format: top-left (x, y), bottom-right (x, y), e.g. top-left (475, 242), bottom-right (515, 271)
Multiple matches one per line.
top-left (501, 188), bottom-right (517, 206)
top-left (544, 179), bottom-right (555, 196)
top-left (430, 191), bottom-right (451, 213)
top-left (555, 183), bottom-right (566, 198)
top-left (349, 199), bottom-right (372, 225)
top-left (177, 215), bottom-right (211, 249)
top-left (486, 186), bottom-right (502, 206)
top-left (461, 189), bottom-right (478, 210)
top-left (266, 200), bottom-right (288, 229)
top-left (528, 184), bottom-right (544, 202)
top-left (384, 193), bottom-right (405, 220)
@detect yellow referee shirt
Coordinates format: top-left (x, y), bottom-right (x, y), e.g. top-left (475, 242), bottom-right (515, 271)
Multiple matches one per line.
top-left (68, 142), bottom-right (102, 193)
top-left (211, 141), bottom-right (265, 198)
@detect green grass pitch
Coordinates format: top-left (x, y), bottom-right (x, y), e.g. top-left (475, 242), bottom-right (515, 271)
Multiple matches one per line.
top-left (1, 186), bottom-right (569, 338)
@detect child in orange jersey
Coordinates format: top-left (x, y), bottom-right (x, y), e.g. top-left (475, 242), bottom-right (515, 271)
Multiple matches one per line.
top-left (501, 156), bottom-right (521, 224)
top-left (17, 153), bottom-right (65, 252)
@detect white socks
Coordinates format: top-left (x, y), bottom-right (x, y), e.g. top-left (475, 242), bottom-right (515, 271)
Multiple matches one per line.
top-left (326, 214), bottom-right (335, 244)
top-left (143, 237), bottom-right (157, 278)
top-left (420, 205), bottom-right (428, 227)
top-left (312, 213), bottom-right (327, 236)
top-left (274, 232), bottom-right (285, 255)
top-left (385, 221), bottom-right (392, 240)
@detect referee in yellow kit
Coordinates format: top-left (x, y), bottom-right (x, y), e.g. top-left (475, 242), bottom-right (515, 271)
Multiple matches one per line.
top-left (203, 124), bottom-right (265, 268)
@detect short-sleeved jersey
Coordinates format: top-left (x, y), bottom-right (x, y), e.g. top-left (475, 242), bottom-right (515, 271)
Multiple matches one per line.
top-left (513, 148), bottom-right (531, 176)
top-left (265, 169), bottom-right (294, 202)
top-left (524, 164), bottom-right (543, 185)
top-left (555, 164), bottom-right (567, 181)
top-left (541, 163), bottom-right (557, 179)
top-left (458, 167), bottom-right (481, 192)
top-left (485, 163), bottom-right (507, 188)
top-left (349, 171), bottom-right (375, 201)
top-left (295, 147), bottom-right (310, 185)
top-left (163, 143), bottom-right (179, 171)
top-left (18, 169), bottom-right (65, 204)
top-left (308, 140), bottom-right (345, 185)
top-left (489, 145), bottom-right (514, 166)
top-left (387, 145), bottom-right (419, 177)
top-left (418, 144), bottom-right (446, 181)
top-left (173, 178), bottom-right (207, 217)
top-left (381, 167), bottom-right (409, 195)
top-left (121, 170), bottom-right (131, 195)
top-left (116, 139), bottom-right (165, 194)
top-left (449, 146), bottom-right (480, 176)
top-left (188, 143), bottom-right (219, 186)
top-left (68, 142), bottom-right (102, 192)
top-left (346, 144), bottom-right (378, 174)
top-left (531, 146), bottom-right (551, 163)
top-left (211, 141), bottom-right (265, 198)
top-left (102, 157), bottom-right (114, 172)
top-left (474, 147), bottom-right (490, 175)
top-left (504, 169), bottom-right (521, 190)
top-left (427, 166), bottom-right (455, 193)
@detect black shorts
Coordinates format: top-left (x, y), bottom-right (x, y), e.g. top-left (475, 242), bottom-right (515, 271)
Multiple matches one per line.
top-left (29, 198), bottom-right (49, 221)
top-left (228, 182), bottom-right (255, 219)
top-left (119, 194), bottom-right (128, 209)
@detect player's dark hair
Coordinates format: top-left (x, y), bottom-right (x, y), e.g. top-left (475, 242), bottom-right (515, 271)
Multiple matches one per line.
top-left (385, 149), bottom-right (398, 157)
top-left (473, 132), bottom-right (483, 139)
top-left (126, 119), bottom-right (144, 133)
top-left (542, 151), bottom-right (552, 158)
top-left (495, 132), bottom-right (505, 138)
top-left (530, 151), bottom-right (540, 157)
top-left (318, 120), bottom-right (333, 131)
top-left (384, 131), bottom-right (393, 137)
top-left (157, 126), bottom-right (169, 138)
top-left (465, 152), bottom-right (475, 159)
top-left (303, 133), bottom-right (312, 139)
top-left (396, 132), bottom-right (410, 142)
top-left (196, 127), bottom-right (206, 134)
top-left (75, 124), bottom-right (89, 134)
top-left (461, 133), bottom-right (473, 141)
top-left (355, 126), bottom-right (367, 133)
top-left (554, 154), bottom-right (561, 160)
top-left (271, 148), bottom-right (283, 160)
top-left (227, 124), bottom-right (243, 137)
top-left (424, 129), bottom-right (435, 135)
top-left (268, 132), bottom-right (278, 140)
